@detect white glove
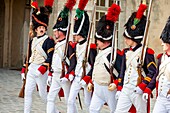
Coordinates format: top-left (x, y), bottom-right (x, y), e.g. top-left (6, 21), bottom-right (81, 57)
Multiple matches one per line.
top-left (60, 77), bottom-right (68, 84)
top-left (79, 80), bottom-right (86, 88)
top-left (142, 93), bottom-right (148, 103)
top-left (115, 91), bottom-right (121, 100)
top-left (69, 74), bottom-right (74, 82)
top-left (47, 76), bottom-right (52, 86)
top-left (21, 73), bottom-right (25, 82)
top-left (134, 86), bottom-right (143, 94)
top-left (167, 94), bottom-right (170, 100)
top-left (108, 83), bottom-right (117, 91)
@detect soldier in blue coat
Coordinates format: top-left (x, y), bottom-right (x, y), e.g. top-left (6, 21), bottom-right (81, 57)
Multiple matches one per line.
top-left (150, 16), bottom-right (170, 113)
top-left (66, 0), bottom-right (97, 112)
top-left (88, 4), bottom-right (122, 113)
top-left (115, 3), bottom-right (157, 113)
top-left (46, 0), bottom-right (77, 113)
top-left (20, 1), bottom-right (55, 113)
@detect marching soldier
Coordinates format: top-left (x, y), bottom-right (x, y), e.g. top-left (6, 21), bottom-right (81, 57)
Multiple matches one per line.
top-left (114, 2), bottom-right (157, 113)
top-left (88, 3), bottom-right (122, 113)
top-left (66, 0), bottom-right (97, 112)
top-left (20, 0), bottom-right (55, 113)
top-left (151, 16), bottom-right (170, 113)
top-left (46, 0), bottom-right (76, 113)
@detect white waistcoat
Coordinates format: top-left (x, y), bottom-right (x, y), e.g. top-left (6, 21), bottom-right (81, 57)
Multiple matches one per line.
top-left (124, 47), bottom-right (142, 86)
top-left (92, 47), bottom-right (112, 86)
top-left (29, 35), bottom-right (48, 64)
top-left (158, 54), bottom-right (170, 94)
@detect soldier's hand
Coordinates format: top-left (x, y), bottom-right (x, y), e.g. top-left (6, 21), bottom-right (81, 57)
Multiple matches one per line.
top-left (21, 73), bottom-right (26, 83)
top-left (108, 83), bottom-right (117, 91)
top-left (87, 83), bottom-right (93, 92)
top-left (69, 74), bottom-right (74, 82)
top-left (79, 80), bottom-right (87, 88)
top-left (134, 86), bottom-right (143, 94)
top-left (20, 66), bottom-right (26, 82)
top-left (47, 76), bottom-right (52, 86)
top-left (60, 77), bottom-right (68, 84)
top-left (142, 93), bottom-right (148, 103)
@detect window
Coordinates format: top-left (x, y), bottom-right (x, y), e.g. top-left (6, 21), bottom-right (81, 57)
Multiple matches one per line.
top-left (95, 0), bottom-right (118, 26)
top-left (96, 0), bottom-right (106, 7)
top-left (109, 0), bottom-right (114, 6)
top-left (96, 11), bottom-right (106, 26)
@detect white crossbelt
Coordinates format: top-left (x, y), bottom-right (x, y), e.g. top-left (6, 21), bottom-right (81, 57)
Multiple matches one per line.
top-left (32, 35), bottom-right (48, 59)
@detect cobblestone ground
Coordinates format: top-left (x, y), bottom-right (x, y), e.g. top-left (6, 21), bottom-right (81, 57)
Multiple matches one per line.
top-left (0, 68), bottom-right (110, 113)
top-left (0, 68), bottom-right (156, 113)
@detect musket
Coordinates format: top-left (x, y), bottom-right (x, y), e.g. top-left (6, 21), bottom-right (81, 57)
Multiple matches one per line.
top-left (109, 1), bottom-right (120, 83)
top-left (19, 7), bottom-right (33, 98)
top-left (77, 93), bottom-right (83, 110)
top-left (109, 1), bottom-right (121, 84)
top-left (60, 11), bottom-right (72, 78)
top-left (109, 23), bottom-right (118, 82)
top-left (137, 0), bottom-right (153, 86)
top-left (81, 0), bottom-right (96, 80)
top-left (77, 0), bottom-right (96, 110)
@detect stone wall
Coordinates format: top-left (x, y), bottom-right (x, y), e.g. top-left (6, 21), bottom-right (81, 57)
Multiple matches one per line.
top-left (0, 0), bottom-right (5, 67)
top-left (11, 0), bottom-right (26, 68)
top-left (149, 0), bottom-right (170, 55)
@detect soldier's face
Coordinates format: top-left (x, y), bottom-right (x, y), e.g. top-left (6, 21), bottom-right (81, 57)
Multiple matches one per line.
top-left (161, 39), bottom-right (170, 52)
top-left (54, 30), bottom-right (65, 42)
top-left (54, 30), bottom-right (59, 39)
top-left (73, 35), bottom-right (83, 42)
top-left (96, 39), bottom-right (104, 50)
top-left (124, 37), bottom-right (137, 47)
top-left (35, 26), bottom-right (46, 36)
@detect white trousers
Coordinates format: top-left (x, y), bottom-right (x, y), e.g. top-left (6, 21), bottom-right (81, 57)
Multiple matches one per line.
top-left (24, 63), bottom-right (48, 113)
top-left (115, 85), bottom-right (147, 113)
top-left (67, 77), bottom-right (92, 113)
top-left (153, 93), bottom-right (170, 113)
top-left (47, 72), bottom-right (71, 113)
top-left (89, 82), bottom-right (117, 113)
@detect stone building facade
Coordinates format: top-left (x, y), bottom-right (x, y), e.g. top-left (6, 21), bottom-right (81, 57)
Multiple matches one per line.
top-left (0, 0), bottom-right (170, 68)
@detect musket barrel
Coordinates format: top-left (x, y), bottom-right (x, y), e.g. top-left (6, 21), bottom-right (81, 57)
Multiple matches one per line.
top-left (81, 0), bottom-right (96, 80)
top-left (140, 0), bottom-right (153, 65)
top-left (137, 0), bottom-right (153, 85)
top-left (60, 11), bottom-right (72, 78)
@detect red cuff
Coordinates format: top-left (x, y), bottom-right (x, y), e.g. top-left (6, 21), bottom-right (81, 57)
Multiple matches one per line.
top-left (69, 71), bottom-right (75, 76)
top-left (48, 71), bottom-right (52, 76)
top-left (144, 87), bottom-right (152, 95)
top-left (65, 71), bottom-right (75, 79)
top-left (89, 79), bottom-right (93, 85)
top-left (21, 67), bottom-right (26, 74)
top-left (83, 76), bottom-right (91, 84)
top-left (38, 65), bottom-right (47, 75)
top-left (113, 80), bottom-right (118, 86)
top-left (138, 82), bottom-right (147, 91)
top-left (117, 86), bottom-right (122, 91)
top-left (65, 74), bottom-right (69, 79)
